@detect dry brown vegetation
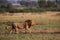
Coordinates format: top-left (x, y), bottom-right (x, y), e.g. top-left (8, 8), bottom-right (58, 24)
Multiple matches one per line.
top-left (0, 12), bottom-right (60, 40)
top-left (0, 11), bottom-right (60, 33)
top-left (0, 11), bottom-right (60, 21)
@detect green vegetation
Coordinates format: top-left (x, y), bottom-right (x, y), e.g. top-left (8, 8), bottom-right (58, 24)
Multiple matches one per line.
top-left (0, 0), bottom-right (60, 13)
top-left (0, 0), bottom-right (15, 13)
top-left (16, 7), bottom-right (60, 12)
top-left (38, 0), bottom-right (57, 7)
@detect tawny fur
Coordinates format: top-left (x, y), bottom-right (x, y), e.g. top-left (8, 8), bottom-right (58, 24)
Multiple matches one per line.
top-left (10, 19), bottom-right (35, 34)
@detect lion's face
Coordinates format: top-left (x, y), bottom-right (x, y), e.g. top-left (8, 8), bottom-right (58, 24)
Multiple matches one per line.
top-left (31, 20), bottom-right (36, 26)
top-left (25, 20), bottom-right (36, 28)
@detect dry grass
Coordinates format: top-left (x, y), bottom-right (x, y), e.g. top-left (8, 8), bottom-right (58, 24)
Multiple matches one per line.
top-left (0, 11), bottom-right (60, 22)
top-left (0, 11), bottom-right (60, 40)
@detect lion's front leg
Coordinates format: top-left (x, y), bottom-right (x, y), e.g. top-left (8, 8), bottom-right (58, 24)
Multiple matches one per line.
top-left (27, 28), bottom-right (31, 33)
top-left (25, 25), bottom-right (31, 33)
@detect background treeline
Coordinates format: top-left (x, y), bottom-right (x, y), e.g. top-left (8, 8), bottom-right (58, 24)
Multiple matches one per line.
top-left (0, 0), bottom-right (60, 13)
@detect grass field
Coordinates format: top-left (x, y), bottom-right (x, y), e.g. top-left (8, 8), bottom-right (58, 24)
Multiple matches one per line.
top-left (0, 11), bottom-right (60, 40)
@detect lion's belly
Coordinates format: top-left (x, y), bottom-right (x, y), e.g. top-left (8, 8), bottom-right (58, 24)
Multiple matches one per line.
top-left (17, 23), bottom-right (25, 29)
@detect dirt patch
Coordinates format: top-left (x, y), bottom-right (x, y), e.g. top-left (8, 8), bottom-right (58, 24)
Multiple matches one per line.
top-left (20, 29), bottom-right (60, 34)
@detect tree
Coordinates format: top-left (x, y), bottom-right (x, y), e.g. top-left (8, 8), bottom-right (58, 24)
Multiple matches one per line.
top-left (6, 3), bottom-right (15, 12)
top-left (38, 0), bottom-right (46, 7)
top-left (0, 0), bottom-right (8, 12)
top-left (0, 0), bottom-right (15, 13)
top-left (46, 0), bottom-right (56, 7)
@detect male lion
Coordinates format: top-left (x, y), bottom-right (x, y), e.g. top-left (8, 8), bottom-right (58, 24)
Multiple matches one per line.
top-left (10, 19), bottom-right (35, 34)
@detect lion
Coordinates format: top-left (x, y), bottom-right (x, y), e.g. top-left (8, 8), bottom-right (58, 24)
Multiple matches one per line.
top-left (10, 19), bottom-right (36, 34)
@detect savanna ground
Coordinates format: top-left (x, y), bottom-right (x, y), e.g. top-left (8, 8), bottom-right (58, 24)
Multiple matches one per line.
top-left (0, 11), bottom-right (60, 40)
